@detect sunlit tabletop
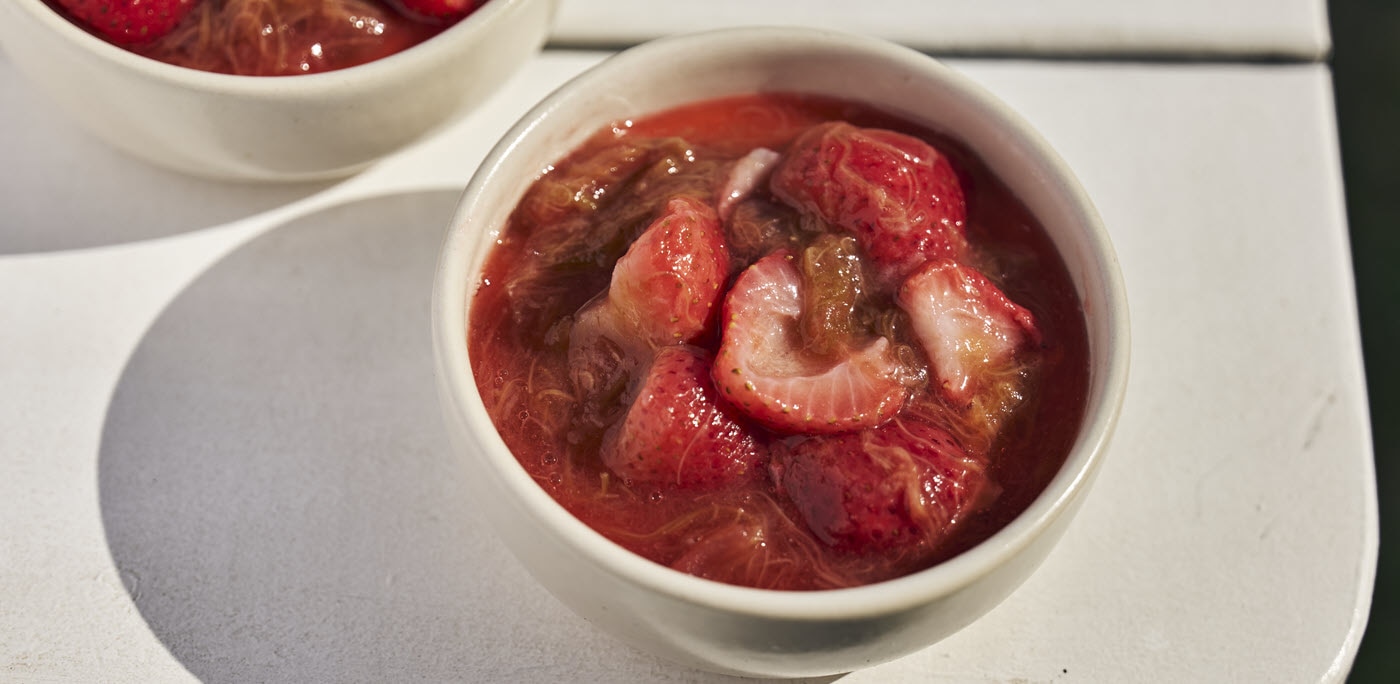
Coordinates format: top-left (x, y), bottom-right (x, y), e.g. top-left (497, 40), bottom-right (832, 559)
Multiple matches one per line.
top-left (552, 0), bottom-right (1330, 58)
top-left (0, 3), bottom-right (1374, 682)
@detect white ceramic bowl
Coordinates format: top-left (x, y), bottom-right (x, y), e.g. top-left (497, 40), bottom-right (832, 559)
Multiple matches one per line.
top-left (433, 27), bottom-right (1130, 678)
top-left (0, 0), bottom-right (555, 181)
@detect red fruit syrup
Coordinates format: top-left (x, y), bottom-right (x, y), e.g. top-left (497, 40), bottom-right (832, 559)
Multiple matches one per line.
top-left (45, 0), bottom-right (487, 76)
top-left (467, 93), bottom-right (1091, 590)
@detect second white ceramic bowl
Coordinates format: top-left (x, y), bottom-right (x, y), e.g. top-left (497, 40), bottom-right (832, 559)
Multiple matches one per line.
top-left (434, 27), bottom-right (1130, 678)
top-left (0, 0), bottom-right (555, 181)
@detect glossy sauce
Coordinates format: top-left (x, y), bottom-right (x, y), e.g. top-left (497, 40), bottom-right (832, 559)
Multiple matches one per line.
top-left (468, 93), bottom-right (1090, 590)
top-left (47, 0), bottom-right (468, 76)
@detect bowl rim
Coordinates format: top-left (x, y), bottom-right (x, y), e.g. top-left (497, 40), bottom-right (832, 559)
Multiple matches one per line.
top-left (7, 0), bottom-right (536, 94)
top-left (434, 26), bottom-right (1131, 621)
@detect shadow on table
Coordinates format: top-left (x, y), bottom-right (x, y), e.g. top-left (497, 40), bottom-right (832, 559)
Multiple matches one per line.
top-left (0, 67), bottom-right (332, 255)
top-left (96, 191), bottom-right (820, 683)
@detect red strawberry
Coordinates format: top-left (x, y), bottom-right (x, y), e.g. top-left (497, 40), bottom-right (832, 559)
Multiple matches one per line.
top-left (601, 346), bottom-right (762, 489)
top-left (608, 195), bottom-right (730, 347)
top-left (770, 122), bottom-right (968, 288)
top-left (568, 196), bottom-right (730, 420)
top-left (772, 417), bottom-right (994, 553)
top-left (54, 0), bottom-right (197, 45)
top-left (897, 259), bottom-right (1040, 402)
top-left (388, 0), bottom-right (483, 22)
top-left (712, 252), bottom-right (907, 434)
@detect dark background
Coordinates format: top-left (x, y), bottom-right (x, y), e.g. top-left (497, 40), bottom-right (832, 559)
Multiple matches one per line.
top-left (1330, 0), bottom-right (1397, 679)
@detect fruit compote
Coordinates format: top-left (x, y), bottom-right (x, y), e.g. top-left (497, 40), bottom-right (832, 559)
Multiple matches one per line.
top-left (45, 0), bottom-right (486, 75)
top-left (468, 94), bottom-right (1091, 590)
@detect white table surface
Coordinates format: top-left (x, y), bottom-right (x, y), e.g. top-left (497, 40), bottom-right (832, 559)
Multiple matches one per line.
top-left (552, 0), bottom-right (1331, 59)
top-left (0, 47), bottom-right (1376, 682)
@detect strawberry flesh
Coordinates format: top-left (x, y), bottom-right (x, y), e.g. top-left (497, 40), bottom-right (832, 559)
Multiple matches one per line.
top-left (715, 147), bottom-right (781, 221)
top-left (54, 0), bottom-right (197, 45)
top-left (569, 195), bottom-right (730, 428)
top-left (568, 194), bottom-right (729, 356)
top-left (772, 417), bottom-right (994, 553)
top-left (897, 258), bottom-right (1040, 402)
top-left (607, 195), bottom-right (730, 348)
top-left (601, 346), bottom-right (762, 489)
top-left (713, 252), bottom-right (907, 434)
top-left (770, 121), bottom-right (968, 288)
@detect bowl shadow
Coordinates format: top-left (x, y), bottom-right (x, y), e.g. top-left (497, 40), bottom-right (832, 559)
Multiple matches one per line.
top-left (96, 190), bottom-right (819, 682)
top-left (0, 61), bottom-right (333, 255)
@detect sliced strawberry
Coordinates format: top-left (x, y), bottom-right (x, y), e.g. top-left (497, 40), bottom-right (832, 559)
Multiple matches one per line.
top-left (770, 122), bottom-right (968, 288)
top-left (772, 417), bottom-right (994, 553)
top-left (569, 194), bottom-right (729, 356)
top-left (388, 0), bottom-right (483, 23)
top-left (712, 252), bottom-right (907, 434)
top-left (55, 0), bottom-right (197, 45)
top-left (715, 147), bottom-right (781, 221)
top-left (601, 346), bottom-right (762, 489)
top-left (897, 259), bottom-right (1040, 402)
top-left (607, 195), bottom-right (730, 347)
top-left (568, 196), bottom-right (730, 422)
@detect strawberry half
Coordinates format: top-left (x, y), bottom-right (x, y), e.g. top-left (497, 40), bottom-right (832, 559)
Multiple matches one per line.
top-left (54, 0), bottom-right (197, 45)
top-left (388, 0), bottom-right (482, 23)
top-left (770, 122), bottom-right (968, 288)
top-left (712, 252), bottom-right (907, 434)
top-left (772, 417), bottom-right (994, 553)
top-left (897, 259), bottom-right (1040, 402)
top-left (568, 195), bottom-right (730, 417)
top-left (569, 194), bottom-right (730, 357)
top-left (607, 195), bottom-right (730, 348)
top-left (601, 345), bottom-right (762, 489)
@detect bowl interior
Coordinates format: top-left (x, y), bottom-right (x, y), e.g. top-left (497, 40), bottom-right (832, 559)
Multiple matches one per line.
top-left (436, 27), bottom-right (1128, 619)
